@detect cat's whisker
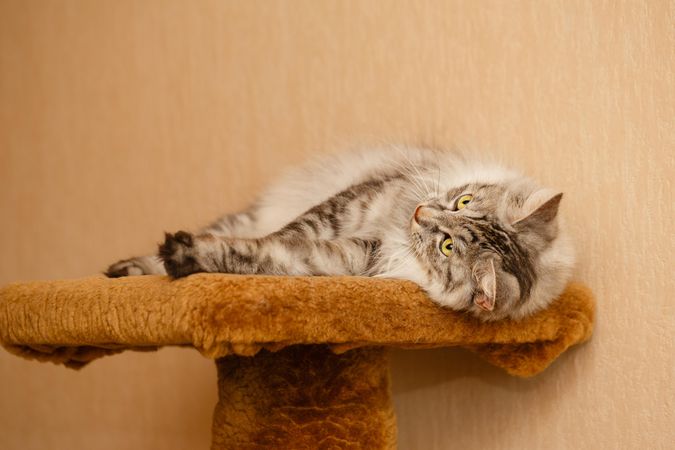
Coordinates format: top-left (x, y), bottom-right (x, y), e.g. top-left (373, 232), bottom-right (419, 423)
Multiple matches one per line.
top-left (377, 243), bottom-right (411, 265)
top-left (382, 251), bottom-right (413, 274)
top-left (385, 247), bottom-right (413, 262)
top-left (383, 252), bottom-right (417, 276)
top-left (432, 150), bottom-right (442, 198)
top-left (386, 158), bottom-right (430, 201)
top-left (387, 159), bottom-right (424, 193)
top-left (391, 159), bottom-right (429, 198)
top-left (379, 238), bottom-right (417, 274)
top-left (394, 146), bottom-right (434, 198)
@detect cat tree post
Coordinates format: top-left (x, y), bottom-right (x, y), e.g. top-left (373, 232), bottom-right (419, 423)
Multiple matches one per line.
top-left (211, 345), bottom-right (396, 449)
top-left (0, 274), bottom-right (594, 448)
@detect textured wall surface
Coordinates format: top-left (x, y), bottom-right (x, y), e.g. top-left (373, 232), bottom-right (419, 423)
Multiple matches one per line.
top-left (0, 1), bottom-right (672, 449)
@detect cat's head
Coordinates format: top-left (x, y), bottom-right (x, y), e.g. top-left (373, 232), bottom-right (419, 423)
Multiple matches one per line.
top-left (409, 180), bottom-right (574, 321)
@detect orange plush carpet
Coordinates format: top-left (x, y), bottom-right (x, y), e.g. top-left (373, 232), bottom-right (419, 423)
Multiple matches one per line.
top-left (0, 274), bottom-right (594, 448)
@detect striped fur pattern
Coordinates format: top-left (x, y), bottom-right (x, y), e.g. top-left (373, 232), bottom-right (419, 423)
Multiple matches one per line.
top-left (106, 147), bottom-right (574, 321)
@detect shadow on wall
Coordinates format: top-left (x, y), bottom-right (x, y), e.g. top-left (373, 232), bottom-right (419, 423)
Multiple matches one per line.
top-left (391, 346), bottom-right (586, 392)
top-left (390, 345), bottom-right (592, 448)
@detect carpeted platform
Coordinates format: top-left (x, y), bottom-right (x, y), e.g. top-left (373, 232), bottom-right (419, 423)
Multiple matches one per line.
top-left (0, 274), bottom-right (594, 448)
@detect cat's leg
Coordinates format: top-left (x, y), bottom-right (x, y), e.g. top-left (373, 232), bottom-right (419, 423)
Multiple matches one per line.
top-left (105, 208), bottom-right (259, 277)
top-left (105, 255), bottom-right (166, 277)
top-left (158, 231), bottom-right (380, 278)
top-left (201, 208), bottom-right (259, 238)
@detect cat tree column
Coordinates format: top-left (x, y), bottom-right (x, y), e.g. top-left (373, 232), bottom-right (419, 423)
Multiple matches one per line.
top-left (212, 346), bottom-right (396, 448)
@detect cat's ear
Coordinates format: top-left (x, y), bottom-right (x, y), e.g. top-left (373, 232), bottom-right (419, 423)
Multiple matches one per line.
top-left (513, 190), bottom-right (563, 234)
top-left (472, 258), bottom-right (497, 311)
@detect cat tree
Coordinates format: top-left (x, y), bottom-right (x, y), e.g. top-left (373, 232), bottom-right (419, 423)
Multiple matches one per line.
top-left (0, 274), bottom-right (594, 448)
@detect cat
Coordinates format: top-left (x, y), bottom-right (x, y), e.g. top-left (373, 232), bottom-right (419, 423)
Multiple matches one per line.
top-left (106, 146), bottom-right (574, 321)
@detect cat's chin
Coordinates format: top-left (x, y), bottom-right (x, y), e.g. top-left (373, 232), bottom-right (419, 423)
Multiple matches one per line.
top-left (427, 283), bottom-right (523, 322)
top-left (467, 305), bottom-right (512, 322)
top-left (425, 282), bottom-right (474, 313)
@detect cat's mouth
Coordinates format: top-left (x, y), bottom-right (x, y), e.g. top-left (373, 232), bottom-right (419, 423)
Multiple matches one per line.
top-left (410, 231), bottom-right (424, 247)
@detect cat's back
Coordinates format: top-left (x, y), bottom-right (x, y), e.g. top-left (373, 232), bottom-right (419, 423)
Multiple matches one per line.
top-left (253, 146), bottom-right (444, 234)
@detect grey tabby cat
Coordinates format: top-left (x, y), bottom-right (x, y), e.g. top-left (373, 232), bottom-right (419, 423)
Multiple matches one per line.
top-left (106, 147), bottom-right (574, 321)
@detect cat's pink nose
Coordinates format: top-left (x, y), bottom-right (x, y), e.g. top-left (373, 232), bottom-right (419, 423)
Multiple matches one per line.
top-left (413, 204), bottom-right (434, 224)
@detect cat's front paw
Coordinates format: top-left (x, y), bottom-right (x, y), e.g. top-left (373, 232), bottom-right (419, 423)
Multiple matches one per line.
top-left (159, 231), bottom-right (205, 278)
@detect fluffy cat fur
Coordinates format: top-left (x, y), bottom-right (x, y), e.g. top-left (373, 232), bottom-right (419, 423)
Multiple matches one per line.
top-left (106, 147), bottom-right (574, 321)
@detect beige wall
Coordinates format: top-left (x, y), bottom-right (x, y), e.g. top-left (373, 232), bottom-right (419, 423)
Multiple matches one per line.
top-left (1, 1), bottom-right (672, 449)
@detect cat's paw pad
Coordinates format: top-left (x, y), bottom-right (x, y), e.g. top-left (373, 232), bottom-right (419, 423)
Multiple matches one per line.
top-left (105, 259), bottom-right (147, 278)
top-left (159, 231), bottom-right (203, 278)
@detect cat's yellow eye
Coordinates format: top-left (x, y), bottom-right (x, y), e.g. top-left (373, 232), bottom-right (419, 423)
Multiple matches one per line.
top-left (440, 237), bottom-right (453, 256)
top-left (456, 194), bottom-right (473, 210)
